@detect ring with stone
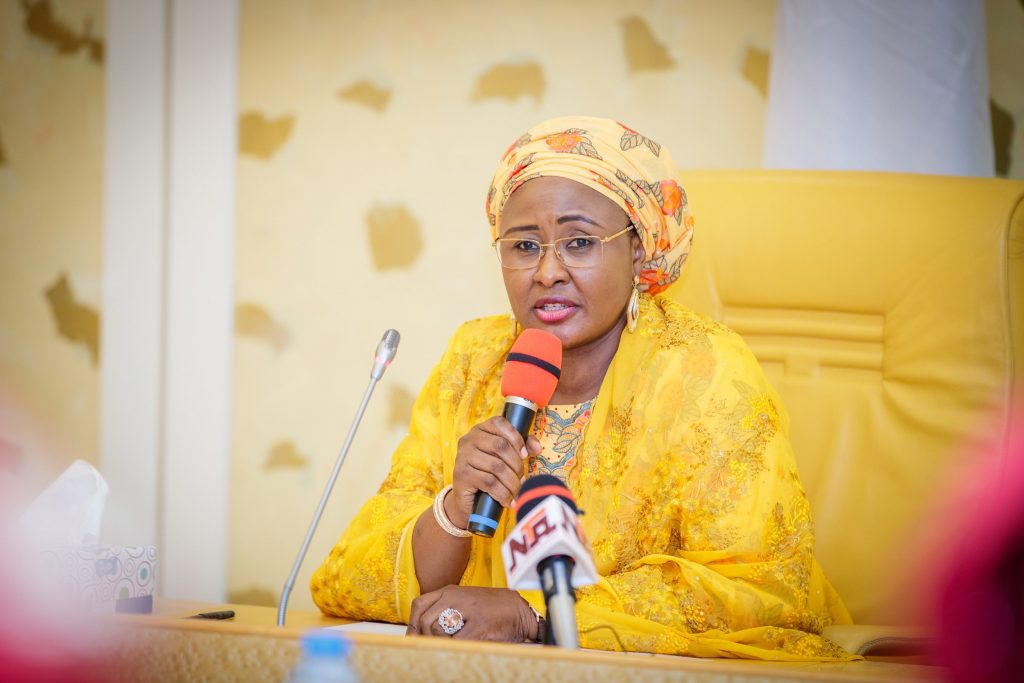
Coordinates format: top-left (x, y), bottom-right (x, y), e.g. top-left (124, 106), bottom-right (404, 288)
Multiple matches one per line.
top-left (438, 607), bottom-right (465, 635)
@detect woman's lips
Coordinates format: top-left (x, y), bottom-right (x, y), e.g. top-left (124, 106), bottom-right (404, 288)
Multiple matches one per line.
top-left (532, 300), bottom-right (578, 323)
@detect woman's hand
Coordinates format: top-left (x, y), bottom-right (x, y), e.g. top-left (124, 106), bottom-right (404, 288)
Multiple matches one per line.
top-left (406, 585), bottom-right (539, 642)
top-left (446, 417), bottom-right (542, 529)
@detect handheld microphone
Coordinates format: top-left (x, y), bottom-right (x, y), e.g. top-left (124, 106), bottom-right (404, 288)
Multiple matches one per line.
top-left (502, 474), bottom-right (598, 649)
top-left (277, 329), bottom-right (400, 627)
top-left (468, 329), bottom-right (562, 537)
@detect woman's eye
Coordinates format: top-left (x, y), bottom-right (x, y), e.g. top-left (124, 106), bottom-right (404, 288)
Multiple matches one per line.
top-left (513, 240), bottom-right (540, 253)
top-left (564, 237), bottom-right (596, 251)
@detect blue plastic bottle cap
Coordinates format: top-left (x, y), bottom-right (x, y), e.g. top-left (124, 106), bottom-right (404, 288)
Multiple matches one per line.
top-left (301, 630), bottom-right (352, 658)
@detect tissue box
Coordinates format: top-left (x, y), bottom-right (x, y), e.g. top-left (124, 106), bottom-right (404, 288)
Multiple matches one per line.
top-left (41, 545), bottom-right (157, 613)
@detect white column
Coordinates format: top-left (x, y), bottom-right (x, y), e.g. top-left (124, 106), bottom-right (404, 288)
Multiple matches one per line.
top-left (100, 0), bottom-right (166, 556)
top-left (161, 0), bottom-right (238, 602)
top-left (764, 0), bottom-right (993, 177)
top-left (101, 0), bottom-right (237, 602)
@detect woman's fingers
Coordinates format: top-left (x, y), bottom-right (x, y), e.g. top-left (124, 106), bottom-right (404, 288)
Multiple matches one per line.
top-left (408, 587), bottom-right (466, 639)
top-left (406, 590), bottom-right (443, 635)
top-left (405, 586), bottom-right (535, 643)
top-left (481, 417), bottom-right (529, 460)
top-left (477, 418), bottom-right (528, 475)
top-left (453, 418), bottom-right (529, 509)
top-left (465, 457), bottom-right (518, 507)
top-left (420, 603), bottom-right (441, 636)
top-left (410, 590), bottom-right (467, 639)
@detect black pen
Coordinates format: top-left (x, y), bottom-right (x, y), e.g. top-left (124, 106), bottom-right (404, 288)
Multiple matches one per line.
top-left (186, 610), bottom-right (236, 620)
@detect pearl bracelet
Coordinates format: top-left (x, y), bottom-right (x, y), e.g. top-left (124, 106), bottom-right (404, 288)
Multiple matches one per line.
top-left (433, 485), bottom-right (472, 538)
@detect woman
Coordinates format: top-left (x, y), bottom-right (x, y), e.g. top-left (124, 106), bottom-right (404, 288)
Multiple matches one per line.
top-left (311, 116), bottom-right (855, 660)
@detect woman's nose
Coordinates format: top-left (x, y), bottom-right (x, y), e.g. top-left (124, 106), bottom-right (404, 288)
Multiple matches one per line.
top-left (534, 245), bottom-right (568, 285)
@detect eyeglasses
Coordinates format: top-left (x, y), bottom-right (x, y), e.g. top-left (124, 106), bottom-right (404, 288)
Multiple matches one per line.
top-left (492, 225), bottom-right (635, 270)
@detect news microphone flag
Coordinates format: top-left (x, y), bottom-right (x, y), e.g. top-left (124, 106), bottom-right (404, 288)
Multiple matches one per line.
top-left (502, 494), bottom-right (598, 591)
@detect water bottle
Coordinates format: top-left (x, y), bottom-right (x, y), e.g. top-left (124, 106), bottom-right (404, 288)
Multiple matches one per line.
top-left (285, 630), bottom-right (359, 683)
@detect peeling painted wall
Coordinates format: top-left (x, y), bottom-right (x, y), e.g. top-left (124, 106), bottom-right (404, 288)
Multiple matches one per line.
top-left (0, 0), bottom-right (105, 496)
top-left (236, 302), bottom-right (289, 352)
top-left (338, 80), bottom-right (392, 112)
top-left (44, 273), bottom-right (101, 366)
top-left (238, 111), bottom-right (295, 160)
top-left (3, 0), bottom-right (1019, 612)
top-left (230, 0), bottom-right (1024, 613)
top-left (621, 16), bottom-right (676, 73)
top-left (987, 0), bottom-right (1024, 178)
top-left (230, 0), bottom-right (779, 613)
top-left (365, 203), bottom-right (423, 270)
top-left (471, 63), bottom-right (545, 104)
top-left (21, 0), bottom-right (104, 65)
top-left (4, 0), bottom-right (1021, 615)
top-left (741, 47), bottom-right (770, 98)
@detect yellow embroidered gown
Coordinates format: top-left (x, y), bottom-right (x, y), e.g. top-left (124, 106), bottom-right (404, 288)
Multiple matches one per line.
top-left (311, 295), bottom-right (855, 660)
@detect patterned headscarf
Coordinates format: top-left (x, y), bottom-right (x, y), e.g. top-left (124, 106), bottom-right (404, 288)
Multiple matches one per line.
top-left (486, 116), bottom-right (694, 295)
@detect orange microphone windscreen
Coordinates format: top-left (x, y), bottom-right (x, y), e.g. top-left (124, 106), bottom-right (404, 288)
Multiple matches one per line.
top-left (500, 329), bottom-right (562, 407)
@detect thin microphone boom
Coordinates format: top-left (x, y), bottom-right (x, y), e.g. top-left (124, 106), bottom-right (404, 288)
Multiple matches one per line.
top-left (277, 329), bottom-right (400, 627)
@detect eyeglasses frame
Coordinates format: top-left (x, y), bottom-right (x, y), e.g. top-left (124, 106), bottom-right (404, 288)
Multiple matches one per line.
top-left (491, 224), bottom-right (636, 270)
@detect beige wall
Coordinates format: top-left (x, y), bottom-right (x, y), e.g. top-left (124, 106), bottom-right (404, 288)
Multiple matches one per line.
top-left (0, 0), bottom-right (105, 505)
top-left (2, 0), bottom-right (1021, 610)
top-left (988, 0), bottom-right (1024, 178)
top-left (229, 0), bottom-right (779, 610)
top-left (229, 0), bottom-right (1024, 611)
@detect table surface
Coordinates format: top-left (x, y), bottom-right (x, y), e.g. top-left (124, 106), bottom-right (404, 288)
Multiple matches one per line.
top-left (96, 597), bottom-right (945, 683)
top-left (149, 596), bottom-right (353, 630)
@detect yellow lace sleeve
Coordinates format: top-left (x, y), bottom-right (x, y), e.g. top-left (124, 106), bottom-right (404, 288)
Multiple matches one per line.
top-left (310, 355), bottom-right (446, 623)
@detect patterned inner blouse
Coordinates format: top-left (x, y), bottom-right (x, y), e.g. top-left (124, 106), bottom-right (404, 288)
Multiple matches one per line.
top-left (527, 397), bottom-right (597, 481)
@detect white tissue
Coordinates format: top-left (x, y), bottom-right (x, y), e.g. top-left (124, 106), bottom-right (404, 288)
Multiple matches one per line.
top-left (19, 460), bottom-right (109, 547)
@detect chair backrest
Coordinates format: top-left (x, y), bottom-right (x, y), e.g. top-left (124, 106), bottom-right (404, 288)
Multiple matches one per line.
top-left (672, 170), bottom-right (1024, 625)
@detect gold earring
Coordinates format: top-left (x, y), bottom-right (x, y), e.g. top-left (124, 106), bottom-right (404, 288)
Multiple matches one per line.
top-left (627, 276), bottom-right (640, 333)
top-left (509, 311), bottom-right (520, 337)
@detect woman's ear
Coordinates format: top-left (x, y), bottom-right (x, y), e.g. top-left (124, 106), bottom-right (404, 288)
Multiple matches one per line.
top-left (631, 230), bottom-right (645, 277)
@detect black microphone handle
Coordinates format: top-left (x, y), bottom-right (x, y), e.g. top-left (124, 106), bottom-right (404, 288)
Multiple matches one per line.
top-left (467, 399), bottom-right (537, 537)
top-left (503, 398), bottom-right (537, 441)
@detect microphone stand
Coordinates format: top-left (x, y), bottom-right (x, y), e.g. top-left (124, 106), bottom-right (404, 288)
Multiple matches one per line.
top-left (277, 330), bottom-right (399, 626)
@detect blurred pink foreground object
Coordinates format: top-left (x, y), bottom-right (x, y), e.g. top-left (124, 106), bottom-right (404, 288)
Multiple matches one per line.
top-left (932, 414), bottom-right (1024, 682)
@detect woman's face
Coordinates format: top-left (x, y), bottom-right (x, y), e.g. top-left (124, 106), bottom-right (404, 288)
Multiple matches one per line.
top-left (499, 176), bottom-right (645, 351)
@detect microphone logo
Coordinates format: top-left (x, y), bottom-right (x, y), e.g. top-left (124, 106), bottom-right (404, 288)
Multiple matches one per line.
top-left (504, 474), bottom-right (594, 649)
top-left (505, 506), bottom-right (557, 574)
top-left (502, 495), bottom-right (598, 590)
